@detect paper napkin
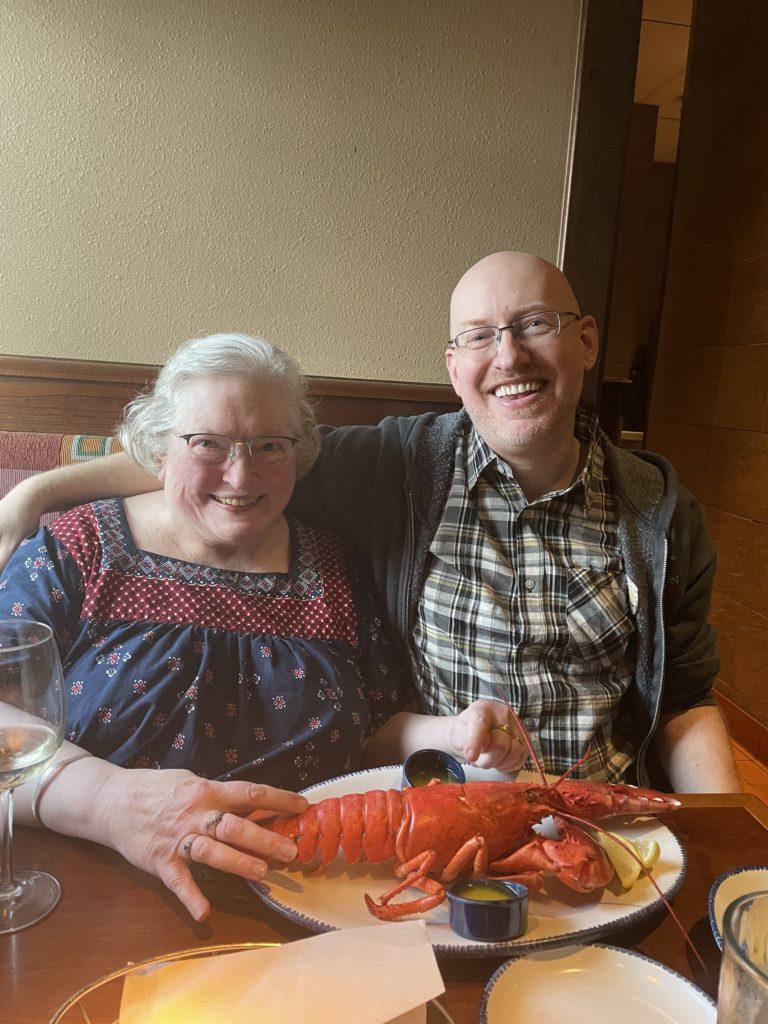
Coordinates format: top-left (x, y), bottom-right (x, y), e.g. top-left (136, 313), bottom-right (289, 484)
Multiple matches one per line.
top-left (119, 920), bottom-right (444, 1024)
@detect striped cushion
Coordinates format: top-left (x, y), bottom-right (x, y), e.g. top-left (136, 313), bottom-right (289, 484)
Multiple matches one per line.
top-left (60, 434), bottom-right (123, 465)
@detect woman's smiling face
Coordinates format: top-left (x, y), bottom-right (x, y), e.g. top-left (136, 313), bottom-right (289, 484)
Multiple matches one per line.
top-left (158, 375), bottom-right (298, 561)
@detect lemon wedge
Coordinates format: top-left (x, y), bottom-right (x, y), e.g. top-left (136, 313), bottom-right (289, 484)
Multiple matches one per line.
top-left (592, 830), bottom-right (661, 890)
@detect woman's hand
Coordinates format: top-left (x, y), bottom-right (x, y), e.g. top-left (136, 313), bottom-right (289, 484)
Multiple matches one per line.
top-left (99, 767), bottom-right (307, 922)
top-left (0, 484), bottom-right (43, 571)
top-left (447, 700), bottom-right (528, 773)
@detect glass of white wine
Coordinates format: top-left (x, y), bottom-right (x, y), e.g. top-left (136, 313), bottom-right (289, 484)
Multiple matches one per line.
top-left (0, 619), bottom-right (65, 934)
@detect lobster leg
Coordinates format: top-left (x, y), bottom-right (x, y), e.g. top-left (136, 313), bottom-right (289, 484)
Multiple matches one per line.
top-left (488, 816), bottom-right (613, 894)
top-left (365, 871), bottom-right (445, 921)
top-left (365, 835), bottom-right (491, 921)
top-left (440, 834), bottom-right (488, 882)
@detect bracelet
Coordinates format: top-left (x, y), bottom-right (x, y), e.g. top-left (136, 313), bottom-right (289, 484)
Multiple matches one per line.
top-left (31, 752), bottom-right (92, 828)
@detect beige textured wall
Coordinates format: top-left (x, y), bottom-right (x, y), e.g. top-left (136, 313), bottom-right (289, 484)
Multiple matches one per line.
top-left (1, 0), bottom-right (582, 382)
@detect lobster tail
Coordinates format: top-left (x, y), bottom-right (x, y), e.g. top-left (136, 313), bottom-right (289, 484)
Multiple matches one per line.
top-left (266, 789), bottom-right (405, 866)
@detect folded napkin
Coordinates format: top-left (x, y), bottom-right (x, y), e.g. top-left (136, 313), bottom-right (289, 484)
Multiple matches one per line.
top-left (119, 921), bottom-right (444, 1024)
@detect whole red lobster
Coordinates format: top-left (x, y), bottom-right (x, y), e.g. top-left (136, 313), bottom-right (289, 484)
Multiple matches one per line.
top-left (267, 754), bottom-right (680, 921)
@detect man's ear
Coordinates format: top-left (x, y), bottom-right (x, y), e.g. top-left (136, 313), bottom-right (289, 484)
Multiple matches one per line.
top-left (156, 453), bottom-right (166, 484)
top-left (579, 315), bottom-right (599, 371)
top-left (445, 349), bottom-right (462, 397)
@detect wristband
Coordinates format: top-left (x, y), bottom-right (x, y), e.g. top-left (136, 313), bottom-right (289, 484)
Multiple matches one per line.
top-left (31, 752), bottom-right (92, 828)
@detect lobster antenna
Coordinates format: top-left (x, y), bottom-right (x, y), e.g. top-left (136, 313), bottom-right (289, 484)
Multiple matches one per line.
top-left (492, 685), bottom-right (547, 785)
top-left (553, 740), bottom-right (592, 787)
top-left (556, 809), bottom-right (710, 981)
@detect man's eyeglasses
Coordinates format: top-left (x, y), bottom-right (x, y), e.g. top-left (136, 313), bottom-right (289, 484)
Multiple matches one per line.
top-left (177, 433), bottom-right (299, 467)
top-left (449, 310), bottom-right (582, 356)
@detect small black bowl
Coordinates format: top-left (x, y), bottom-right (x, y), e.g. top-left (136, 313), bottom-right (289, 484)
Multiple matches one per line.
top-left (401, 748), bottom-right (466, 789)
top-left (446, 880), bottom-right (529, 942)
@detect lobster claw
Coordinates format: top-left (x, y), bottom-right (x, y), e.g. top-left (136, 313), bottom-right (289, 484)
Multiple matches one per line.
top-left (550, 780), bottom-right (681, 819)
top-left (489, 815), bottom-right (613, 893)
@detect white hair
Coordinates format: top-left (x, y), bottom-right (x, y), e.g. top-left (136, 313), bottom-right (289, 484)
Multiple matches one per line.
top-left (117, 333), bottom-right (320, 476)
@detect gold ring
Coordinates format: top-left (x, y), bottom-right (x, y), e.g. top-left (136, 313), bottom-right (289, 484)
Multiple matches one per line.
top-left (492, 722), bottom-right (512, 734)
top-left (203, 810), bottom-right (226, 836)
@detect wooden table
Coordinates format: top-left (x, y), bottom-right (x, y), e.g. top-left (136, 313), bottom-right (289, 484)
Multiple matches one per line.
top-left (3, 795), bottom-right (767, 1023)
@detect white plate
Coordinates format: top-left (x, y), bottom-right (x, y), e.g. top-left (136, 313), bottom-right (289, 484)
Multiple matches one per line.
top-left (479, 944), bottom-right (716, 1022)
top-left (250, 765), bottom-right (686, 957)
top-left (709, 865), bottom-right (768, 950)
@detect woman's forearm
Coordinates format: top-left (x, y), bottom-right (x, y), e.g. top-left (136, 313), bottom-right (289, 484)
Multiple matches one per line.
top-left (14, 743), bottom-right (310, 922)
top-left (15, 740), bottom-right (119, 844)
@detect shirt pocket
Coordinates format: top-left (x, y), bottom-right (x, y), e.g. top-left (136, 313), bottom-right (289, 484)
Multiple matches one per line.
top-left (565, 568), bottom-right (634, 663)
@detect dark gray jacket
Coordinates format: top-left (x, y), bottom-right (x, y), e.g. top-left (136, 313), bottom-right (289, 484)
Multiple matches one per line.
top-left (291, 411), bottom-right (718, 786)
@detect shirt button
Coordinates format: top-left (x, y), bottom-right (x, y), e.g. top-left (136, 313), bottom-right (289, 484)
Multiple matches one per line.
top-left (524, 579), bottom-right (536, 592)
top-left (522, 718), bottom-right (535, 731)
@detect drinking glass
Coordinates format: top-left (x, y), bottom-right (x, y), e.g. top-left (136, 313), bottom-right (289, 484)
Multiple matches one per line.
top-left (717, 890), bottom-right (768, 1023)
top-left (0, 619), bottom-right (65, 934)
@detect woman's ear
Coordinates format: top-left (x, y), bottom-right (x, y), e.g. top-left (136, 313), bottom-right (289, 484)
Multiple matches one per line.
top-left (155, 453), bottom-right (166, 484)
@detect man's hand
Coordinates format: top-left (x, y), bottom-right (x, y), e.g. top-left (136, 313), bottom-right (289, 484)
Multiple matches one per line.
top-left (363, 701), bottom-right (529, 773)
top-left (447, 699), bottom-right (528, 773)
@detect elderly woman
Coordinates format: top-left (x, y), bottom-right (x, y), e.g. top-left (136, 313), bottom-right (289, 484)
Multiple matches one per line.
top-left (1, 333), bottom-right (524, 922)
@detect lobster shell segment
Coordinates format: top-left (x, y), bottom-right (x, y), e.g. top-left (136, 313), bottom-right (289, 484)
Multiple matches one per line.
top-left (269, 789), bottom-right (405, 867)
top-left (398, 782), bottom-right (533, 872)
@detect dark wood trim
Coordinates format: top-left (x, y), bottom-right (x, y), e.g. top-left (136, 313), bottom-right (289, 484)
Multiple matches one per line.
top-left (305, 375), bottom-right (456, 404)
top-left (563, 0), bottom-right (643, 407)
top-left (0, 355), bottom-right (157, 386)
top-left (0, 354), bottom-right (460, 435)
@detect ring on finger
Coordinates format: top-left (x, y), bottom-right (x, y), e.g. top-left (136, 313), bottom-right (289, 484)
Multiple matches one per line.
top-left (491, 722), bottom-right (512, 735)
top-left (180, 836), bottom-right (196, 863)
top-left (203, 810), bottom-right (226, 837)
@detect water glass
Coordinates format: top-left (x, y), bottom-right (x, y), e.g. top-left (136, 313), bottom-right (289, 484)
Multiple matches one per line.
top-left (718, 890), bottom-right (768, 1023)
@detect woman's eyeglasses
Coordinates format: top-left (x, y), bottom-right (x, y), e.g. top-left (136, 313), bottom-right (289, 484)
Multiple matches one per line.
top-left (177, 433), bottom-right (299, 467)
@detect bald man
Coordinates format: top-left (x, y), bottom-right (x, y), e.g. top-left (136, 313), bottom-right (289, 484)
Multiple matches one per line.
top-left (0, 252), bottom-right (739, 791)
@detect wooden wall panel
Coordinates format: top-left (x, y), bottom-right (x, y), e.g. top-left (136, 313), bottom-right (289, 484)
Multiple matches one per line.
top-left (561, 0), bottom-right (643, 408)
top-left (0, 355), bottom-right (460, 436)
top-left (645, 0), bottom-right (768, 740)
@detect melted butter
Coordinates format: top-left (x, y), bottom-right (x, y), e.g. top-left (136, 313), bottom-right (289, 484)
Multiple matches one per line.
top-left (409, 767), bottom-right (458, 786)
top-left (451, 881), bottom-right (514, 902)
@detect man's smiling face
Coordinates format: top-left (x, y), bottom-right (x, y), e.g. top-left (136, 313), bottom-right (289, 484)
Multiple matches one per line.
top-left (445, 252), bottom-right (598, 463)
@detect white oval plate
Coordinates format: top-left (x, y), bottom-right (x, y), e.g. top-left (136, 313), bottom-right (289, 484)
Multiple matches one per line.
top-left (479, 944), bottom-right (716, 1022)
top-left (250, 766), bottom-right (686, 957)
top-left (709, 865), bottom-right (768, 950)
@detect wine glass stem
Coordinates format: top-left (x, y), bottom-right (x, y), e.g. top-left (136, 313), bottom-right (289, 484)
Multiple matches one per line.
top-left (0, 788), bottom-right (21, 899)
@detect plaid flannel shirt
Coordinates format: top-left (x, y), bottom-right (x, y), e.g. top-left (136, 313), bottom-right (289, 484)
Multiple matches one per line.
top-left (411, 410), bottom-right (637, 781)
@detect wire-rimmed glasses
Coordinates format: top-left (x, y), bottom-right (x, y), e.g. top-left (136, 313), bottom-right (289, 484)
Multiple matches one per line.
top-left (0, 620), bottom-right (65, 933)
top-left (449, 310), bottom-right (582, 356)
top-left (177, 433), bottom-right (299, 467)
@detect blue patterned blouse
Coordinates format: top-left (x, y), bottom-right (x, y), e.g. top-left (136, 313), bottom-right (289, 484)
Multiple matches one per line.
top-left (0, 500), bottom-right (410, 789)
